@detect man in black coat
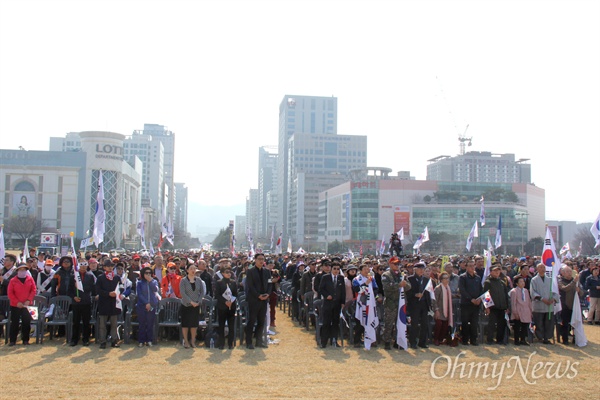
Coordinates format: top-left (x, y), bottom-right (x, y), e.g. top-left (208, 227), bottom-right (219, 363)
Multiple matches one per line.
top-left (405, 262), bottom-right (432, 349)
top-left (95, 260), bottom-right (121, 349)
top-left (69, 261), bottom-right (96, 346)
top-left (244, 253), bottom-right (271, 349)
top-left (458, 260), bottom-right (483, 345)
top-left (318, 262), bottom-right (346, 348)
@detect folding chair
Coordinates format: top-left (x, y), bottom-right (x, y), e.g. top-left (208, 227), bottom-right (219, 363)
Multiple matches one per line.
top-left (154, 298), bottom-right (182, 344)
top-left (41, 296), bottom-right (73, 344)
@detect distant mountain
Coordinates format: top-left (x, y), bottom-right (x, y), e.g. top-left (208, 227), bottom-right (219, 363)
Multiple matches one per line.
top-left (187, 202), bottom-right (245, 237)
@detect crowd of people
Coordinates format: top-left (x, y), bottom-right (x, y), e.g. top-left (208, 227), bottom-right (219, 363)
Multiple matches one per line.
top-left (1, 247), bottom-right (598, 351)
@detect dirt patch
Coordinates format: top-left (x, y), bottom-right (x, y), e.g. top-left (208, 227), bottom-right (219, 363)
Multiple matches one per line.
top-left (1, 314), bottom-right (598, 399)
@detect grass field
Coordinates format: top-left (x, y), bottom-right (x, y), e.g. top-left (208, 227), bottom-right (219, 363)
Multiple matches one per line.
top-left (1, 312), bottom-right (598, 400)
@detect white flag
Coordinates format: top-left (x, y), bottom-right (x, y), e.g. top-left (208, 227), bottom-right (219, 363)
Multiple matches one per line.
top-left (23, 238), bottom-right (29, 262)
top-left (379, 234), bottom-right (386, 256)
top-left (480, 196), bottom-right (485, 226)
top-left (413, 227), bottom-right (429, 250)
top-left (93, 170), bottom-right (105, 246)
top-left (487, 238), bottom-right (494, 253)
top-left (115, 282), bottom-right (122, 311)
top-left (570, 294), bottom-right (588, 347)
top-left (466, 221), bottom-right (478, 251)
top-left (354, 279), bottom-right (379, 350)
top-left (166, 216), bottom-right (174, 246)
top-left (482, 249), bottom-right (492, 287)
top-left (275, 233), bottom-right (282, 254)
top-left (559, 242), bottom-right (570, 255)
top-left (591, 212), bottom-right (600, 248)
top-left (80, 236), bottom-right (94, 249)
top-left (396, 286), bottom-right (408, 350)
top-left (137, 209), bottom-right (146, 249)
top-left (348, 248), bottom-right (355, 259)
top-left (287, 238), bottom-right (292, 254)
top-left (495, 215), bottom-right (502, 249)
top-left (424, 278), bottom-right (436, 301)
top-left (541, 227), bottom-right (561, 313)
top-left (480, 290), bottom-right (495, 308)
top-left (0, 226), bottom-right (5, 268)
top-left (71, 236), bottom-right (84, 292)
top-left (397, 227), bottom-right (404, 241)
top-left (270, 225), bottom-right (275, 250)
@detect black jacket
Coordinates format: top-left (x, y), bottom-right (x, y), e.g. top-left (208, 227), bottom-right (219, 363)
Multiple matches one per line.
top-left (459, 272), bottom-right (483, 305)
top-left (95, 274), bottom-right (120, 316)
top-left (215, 278), bottom-right (238, 311)
top-left (318, 273), bottom-right (345, 306)
top-left (406, 274), bottom-right (431, 312)
top-left (245, 266), bottom-right (271, 302)
top-left (52, 267), bottom-right (76, 298)
top-left (74, 272), bottom-right (96, 305)
top-left (483, 276), bottom-right (509, 310)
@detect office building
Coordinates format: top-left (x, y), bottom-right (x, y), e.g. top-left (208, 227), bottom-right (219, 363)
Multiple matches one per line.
top-left (2, 131), bottom-right (142, 247)
top-left (427, 152), bottom-right (531, 184)
top-left (277, 95), bottom-right (337, 238)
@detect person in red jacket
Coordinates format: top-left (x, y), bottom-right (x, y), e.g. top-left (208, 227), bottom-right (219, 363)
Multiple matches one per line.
top-left (7, 262), bottom-right (36, 346)
top-left (161, 262), bottom-right (182, 298)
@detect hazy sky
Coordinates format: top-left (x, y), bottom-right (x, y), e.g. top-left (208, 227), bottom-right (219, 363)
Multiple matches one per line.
top-left (1, 0), bottom-right (598, 226)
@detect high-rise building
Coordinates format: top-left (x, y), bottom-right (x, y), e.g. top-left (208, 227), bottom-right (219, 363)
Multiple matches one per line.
top-left (245, 189), bottom-right (259, 244)
top-left (139, 124), bottom-right (176, 217)
top-left (287, 133), bottom-right (367, 245)
top-left (277, 95), bottom-right (337, 237)
top-left (427, 151), bottom-right (531, 183)
top-left (258, 146), bottom-right (277, 239)
top-left (123, 132), bottom-right (165, 211)
top-left (174, 182), bottom-right (188, 234)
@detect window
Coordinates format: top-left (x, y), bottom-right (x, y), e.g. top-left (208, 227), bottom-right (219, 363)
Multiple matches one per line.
top-left (324, 142), bottom-right (337, 155)
top-left (324, 158), bottom-right (337, 168)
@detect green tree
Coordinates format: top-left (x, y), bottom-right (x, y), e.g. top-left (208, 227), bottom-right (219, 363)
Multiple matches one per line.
top-left (327, 240), bottom-right (345, 253)
top-left (212, 227), bottom-right (232, 250)
top-left (524, 237), bottom-right (544, 256)
top-left (482, 188), bottom-right (519, 203)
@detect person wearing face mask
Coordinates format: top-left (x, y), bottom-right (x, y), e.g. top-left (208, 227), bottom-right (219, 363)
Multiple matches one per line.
top-left (37, 259), bottom-right (56, 298)
top-left (7, 263), bottom-right (36, 346)
top-left (114, 262), bottom-right (133, 299)
top-left (95, 259), bottom-right (121, 349)
top-left (161, 262), bottom-right (182, 299)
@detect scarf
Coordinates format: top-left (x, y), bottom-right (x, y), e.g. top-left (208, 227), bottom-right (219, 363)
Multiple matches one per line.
top-left (443, 284), bottom-right (453, 327)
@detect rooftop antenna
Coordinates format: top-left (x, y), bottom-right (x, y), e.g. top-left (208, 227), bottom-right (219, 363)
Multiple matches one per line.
top-left (458, 124), bottom-right (472, 155)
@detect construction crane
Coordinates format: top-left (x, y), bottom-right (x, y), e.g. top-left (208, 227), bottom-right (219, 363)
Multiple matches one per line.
top-left (458, 124), bottom-right (472, 155)
top-left (436, 76), bottom-right (473, 155)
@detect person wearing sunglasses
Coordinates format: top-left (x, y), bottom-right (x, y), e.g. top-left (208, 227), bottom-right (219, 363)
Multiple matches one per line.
top-left (161, 262), bottom-right (182, 299)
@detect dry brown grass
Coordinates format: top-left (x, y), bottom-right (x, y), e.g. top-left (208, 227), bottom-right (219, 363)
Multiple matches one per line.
top-left (1, 315), bottom-right (598, 399)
